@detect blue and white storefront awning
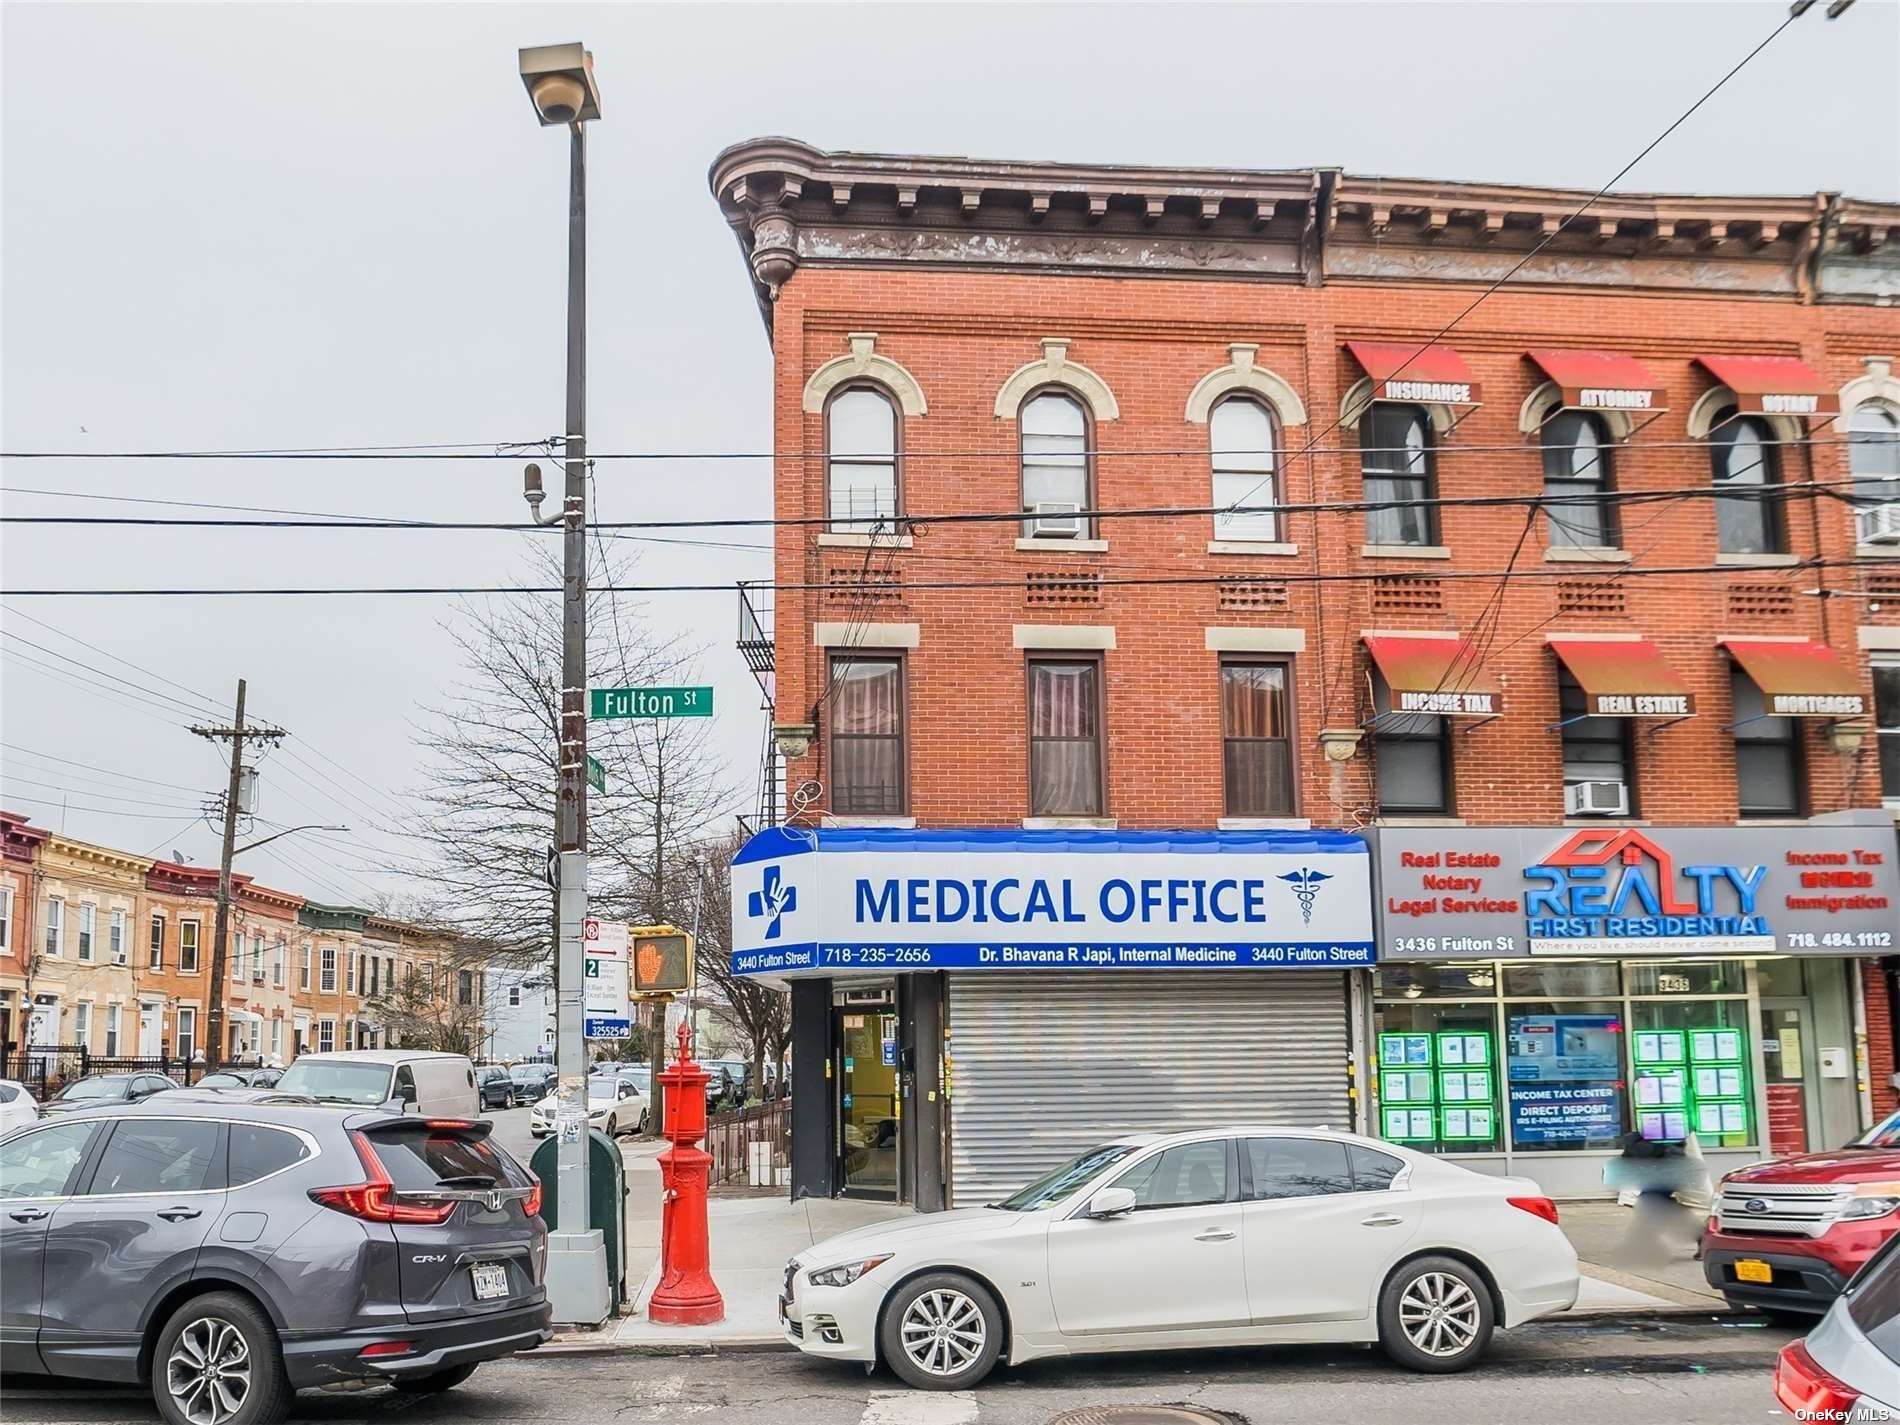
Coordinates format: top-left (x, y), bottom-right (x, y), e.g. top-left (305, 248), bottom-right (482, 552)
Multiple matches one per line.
top-left (728, 826), bottom-right (1375, 980)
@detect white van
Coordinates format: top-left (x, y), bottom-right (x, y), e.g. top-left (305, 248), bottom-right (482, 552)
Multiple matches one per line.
top-left (276, 1050), bottom-right (480, 1118)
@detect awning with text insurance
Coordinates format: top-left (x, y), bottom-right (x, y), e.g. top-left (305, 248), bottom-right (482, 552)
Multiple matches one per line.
top-left (1526, 350), bottom-right (1667, 415)
top-left (1363, 634), bottom-right (1502, 717)
top-left (1548, 636), bottom-right (1696, 717)
top-left (1721, 638), bottom-right (1866, 717)
top-left (1345, 341), bottom-right (1481, 406)
top-left (1694, 355), bottom-right (1840, 418)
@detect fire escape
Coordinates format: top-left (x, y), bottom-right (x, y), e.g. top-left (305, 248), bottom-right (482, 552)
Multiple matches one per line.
top-left (736, 581), bottom-right (782, 827)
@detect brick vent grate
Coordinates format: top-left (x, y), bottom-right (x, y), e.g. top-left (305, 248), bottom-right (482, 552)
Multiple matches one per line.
top-left (1216, 577), bottom-right (1290, 612)
top-left (1371, 576), bottom-right (1443, 614)
top-left (1555, 580), bottom-right (1628, 616)
top-left (1726, 582), bottom-right (1796, 621)
top-left (824, 566), bottom-right (905, 604)
top-left (1026, 571), bottom-right (1103, 606)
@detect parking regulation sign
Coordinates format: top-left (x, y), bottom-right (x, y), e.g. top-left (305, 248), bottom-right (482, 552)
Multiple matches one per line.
top-left (582, 918), bottom-right (632, 1039)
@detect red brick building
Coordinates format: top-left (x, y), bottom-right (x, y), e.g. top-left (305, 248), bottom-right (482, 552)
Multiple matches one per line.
top-left (714, 141), bottom-right (1900, 1205)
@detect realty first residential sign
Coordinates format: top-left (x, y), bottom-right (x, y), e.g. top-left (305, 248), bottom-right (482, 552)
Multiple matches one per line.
top-left (1370, 824), bottom-right (1897, 961)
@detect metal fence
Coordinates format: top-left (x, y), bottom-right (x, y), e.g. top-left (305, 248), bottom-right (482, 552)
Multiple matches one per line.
top-left (3, 1047), bottom-right (203, 1100)
top-left (705, 1098), bottom-right (790, 1188)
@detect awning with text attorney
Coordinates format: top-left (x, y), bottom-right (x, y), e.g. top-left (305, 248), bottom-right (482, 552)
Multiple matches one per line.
top-left (1525, 350), bottom-right (1667, 415)
top-left (1721, 639), bottom-right (1866, 717)
top-left (1363, 633), bottom-right (1503, 717)
top-left (1548, 636), bottom-right (1696, 717)
top-left (1344, 341), bottom-right (1481, 407)
top-left (1693, 355), bottom-right (1840, 418)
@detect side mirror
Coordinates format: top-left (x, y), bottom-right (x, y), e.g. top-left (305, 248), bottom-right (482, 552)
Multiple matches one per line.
top-left (1086, 1186), bottom-right (1137, 1219)
top-left (395, 1083), bottom-right (417, 1108)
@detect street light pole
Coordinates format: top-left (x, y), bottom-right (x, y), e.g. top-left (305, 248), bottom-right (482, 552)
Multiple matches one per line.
top-left (520, 41), bottom-right (608, 1327)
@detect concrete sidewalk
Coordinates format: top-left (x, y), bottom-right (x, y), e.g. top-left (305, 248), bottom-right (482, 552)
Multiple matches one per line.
top-left (553, 1182), bottom-right (1726, 1353)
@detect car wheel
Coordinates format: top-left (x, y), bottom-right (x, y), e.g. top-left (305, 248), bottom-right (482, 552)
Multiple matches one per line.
top-left (1378, 1256), bottom-right (1494, 1374)
top-left (391, 1363), bottom-right (478, 1394)
top-left (878, 1272), bottom-right (1003, 1391)
top-left (153, 1291), bottom-right (291, 1425)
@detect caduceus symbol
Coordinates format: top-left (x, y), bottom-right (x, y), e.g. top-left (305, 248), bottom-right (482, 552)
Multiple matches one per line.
top-left (1278, 867), bottom-right (1332, 925)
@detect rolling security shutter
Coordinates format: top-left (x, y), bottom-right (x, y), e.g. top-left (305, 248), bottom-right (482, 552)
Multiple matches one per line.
top-left (945, 970), bottom-right (1351, 1206)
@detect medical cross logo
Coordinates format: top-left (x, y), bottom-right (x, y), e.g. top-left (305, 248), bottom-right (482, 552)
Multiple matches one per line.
top-left (1278, 867), bottom-right (1332, 925)
top-left (746, 864), bottom-right (798, 941)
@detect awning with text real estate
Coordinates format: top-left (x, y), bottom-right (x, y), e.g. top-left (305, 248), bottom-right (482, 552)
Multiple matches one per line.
top-left (1526, 350), bottom-right (1667, 416)
top-left (1345, 341), bottom-right (1481, 407)
top-left (1548, 636), bottom-right (1696, 717)
top-left (1363, 633), bottom-right (1502, 717)
top-left (1693, 355), bottom-right (1840, 419)
top-left (1721, 638), bottom-right (1866, 717)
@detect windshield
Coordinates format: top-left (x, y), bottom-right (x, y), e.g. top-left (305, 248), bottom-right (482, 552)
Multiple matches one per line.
top-left (619, 1068), bottom-right (650, 1091)
top-left (1856, 1109), bottom-right (1900, 1148)
top-left (196, 1074), bottom-right (244, 1089)
top-left (993, 1143), bottom-right (1140, 1211)
top-left (587, 1077), bottom-right (620, 1100)
top-left (57, 1078), bottom-right (124, 1101)
top-left (277, 1059), bottom-right (394, 1106)
top-left (510, 1065), bottom-right (547, 1082)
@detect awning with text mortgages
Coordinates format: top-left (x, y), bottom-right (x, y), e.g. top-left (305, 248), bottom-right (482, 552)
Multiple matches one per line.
top-left (1363, 633), bottom-right (1502, 717)
top-left (1345, 341), bottom-right (1481, 407)
top-left (1694, 355), bottom-right (1840, 418)
top-left (1526, 350), bottom-right (1667, 415)
top-left (1721, 638), bottom-right (1866, 717)
top-left (1548, 636), bottom-right (1696, 718)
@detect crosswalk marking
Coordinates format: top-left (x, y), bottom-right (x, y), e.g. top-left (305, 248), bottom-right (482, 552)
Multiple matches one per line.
top-left (860, 1389), bottom-right (978, 1425)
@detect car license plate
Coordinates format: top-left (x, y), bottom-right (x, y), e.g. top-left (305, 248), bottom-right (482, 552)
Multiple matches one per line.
top-left (1735, 1258), bottom-right (1774, 1284)
top-left (776, 1297), bottom-right (788, 1323)
top-left (471, 1263), bottom-right (509, 1301)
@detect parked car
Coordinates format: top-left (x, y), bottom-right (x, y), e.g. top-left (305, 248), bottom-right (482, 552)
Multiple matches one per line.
top-left (1776, 1230), bottom-right (1900, 1418)
top-left (778, 1127), bottom-right (1578, 1390)
top-left (703, 1059), bottom-right (749, 1110)
top-left (528, 1075), bottom-right (647, 1139)
top-left (1703, 1107), bottom-right (1900, 1316)
top-left (475, 1065), bottom-right (515, 1111)
top-left (277, 1051), bottom-right (479, 1118)
top-left (38, 1072), bottom-right (178, 1117)
top-left (507, 1062), bottom-right (555, 1107)
top-left (0, 1096), bottom-right (550, 1422)
top-left (0, 1080), bottom-right (39, 1136)
top-left (611, 1063), bottom-right (652, 1098)
top-left (194, 1067), bottom-right (283, 1090)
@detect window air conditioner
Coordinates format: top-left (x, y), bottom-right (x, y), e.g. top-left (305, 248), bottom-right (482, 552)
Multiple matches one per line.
top-left (1859, 503), bottom-right (1900, 545)
top-left (1030, 501), bottom-right (1083, 538)
top-left (1565, 779), bottom-right (1629, 817)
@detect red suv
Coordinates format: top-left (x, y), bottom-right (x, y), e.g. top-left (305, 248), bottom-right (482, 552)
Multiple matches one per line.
top-left (1704, 1110), bottom-right (1900, 1316)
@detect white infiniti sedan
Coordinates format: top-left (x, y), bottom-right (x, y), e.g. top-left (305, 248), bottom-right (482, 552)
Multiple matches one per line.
top-left (780, 1126), bottom-right (1579, 1390)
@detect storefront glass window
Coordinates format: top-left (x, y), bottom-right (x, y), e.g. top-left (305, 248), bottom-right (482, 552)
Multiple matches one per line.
top-left (1504, 1000), bottom-right (1626, 1154)
top-left (1627, 1001), bottom-right (1753, 1149)
top-left (1372, 1002), bottom-right (1501, 1155)
top-left (1500, 960), bottom-right (1621, 999)
top-left (1756, 959), bottom-right (1808, 998)
top-left (1625, 960), bottom-right (1746, 997)
top-left (1372, 963), bottom-right (1497, 998)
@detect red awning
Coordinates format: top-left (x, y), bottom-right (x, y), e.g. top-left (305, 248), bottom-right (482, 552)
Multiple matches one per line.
top-left (1721, 638), bottom-right (1866, 717)
top-left (1548, 637), bottom-right (1696, 718)
top-left (1363, 634), bottom-right (1502, 717)
top-left (1526, 350), bottom-right (1667, 415)
top-left (1694, 355), bottom-right (1840, 418)
top-left (1345, 341), bottom-right (1481, 406)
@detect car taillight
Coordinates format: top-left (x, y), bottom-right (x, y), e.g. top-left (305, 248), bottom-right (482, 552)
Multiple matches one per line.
top-left (1776, 1341), bottom-right (1860, 1419)
top-left (1508, 1195), bottom-right (1560, 1225)
top-left (358, 1341), bottom-right (415, 1359)
top-left (523, 1182), bottom-right (543, 1219)
top-left (307, 1130), bottom-right (456, 1225)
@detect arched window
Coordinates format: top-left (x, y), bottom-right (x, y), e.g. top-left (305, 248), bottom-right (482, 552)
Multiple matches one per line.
top-left (826, 384), bottom-right (898, 533)
top-left (1541, 410), bottom-right (1616, 550)
top-left (1361, 404), bottom-right (1436, 547)
top-left (1709, 414), bottom-right (1783, 555)
top-left (1210, 396), bottom-right (1279, 541)
top-left (1850, 404), bottom-right (1900, 544)
top-left (1021, 390), bottom-right (1091, 538)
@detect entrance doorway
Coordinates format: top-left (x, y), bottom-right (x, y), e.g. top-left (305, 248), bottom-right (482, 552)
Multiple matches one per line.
top-left (836, 1009), bottom-right (900, 1198)
top-left (1760, 1000), bottom-right (1818, 1155)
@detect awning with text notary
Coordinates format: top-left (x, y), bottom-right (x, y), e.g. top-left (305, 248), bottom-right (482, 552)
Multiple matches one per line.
top-left (1694, 355), bottom-right (1840, 419)
top-left (1363, 633), bottom-right (1502, 717)
top-left (1526, 350), bottom-right (1667, 416)
top-left (1547, 636), bottom-right (1696, 717)
top-left (1345, 341), bottom-right (1481, 407)
top-left (1720, 638), bottom-right (1866, 717)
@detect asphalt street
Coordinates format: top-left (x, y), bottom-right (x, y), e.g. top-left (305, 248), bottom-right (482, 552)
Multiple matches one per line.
top-left (0, 1316), bottom-right (1796, 1425)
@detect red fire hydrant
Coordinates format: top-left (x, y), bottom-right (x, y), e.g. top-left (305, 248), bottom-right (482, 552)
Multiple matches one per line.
top-left (647, 1021), bottom-right (724, 1324)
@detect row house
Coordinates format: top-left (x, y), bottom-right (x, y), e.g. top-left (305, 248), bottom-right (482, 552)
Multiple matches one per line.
top-left (712, 140), bottom-right (1900, 1207)
top-left (293, 902), bottom-right (368, 1057)
top-left (142, 861), bottom-right (218, 1065)
top-left (22, 833), bottom-right (153, 1058)
top-left (0, 812), bottom-right (49, 1052)
top-left (226, 878), bottom-right (305, 1066)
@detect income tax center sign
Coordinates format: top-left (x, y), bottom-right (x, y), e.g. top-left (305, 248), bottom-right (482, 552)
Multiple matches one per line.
top-left (728, 826), bottom-right (1374, 978)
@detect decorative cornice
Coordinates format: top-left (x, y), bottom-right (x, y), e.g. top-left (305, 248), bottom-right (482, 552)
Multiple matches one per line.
top-left (298, 902), bottom-right (370, 934)
top-left (41, 833), bottom-right (154, 877)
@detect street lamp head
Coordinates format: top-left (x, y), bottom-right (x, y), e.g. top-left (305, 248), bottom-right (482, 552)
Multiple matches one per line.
top-left (523, 461), bottom-right (546, 512)
top-left (519, 43), bottom-right (600, 126)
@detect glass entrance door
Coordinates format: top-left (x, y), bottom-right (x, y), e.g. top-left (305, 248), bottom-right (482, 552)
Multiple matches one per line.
top-left (1759, 1000), bottom-right (1818, 1156)
top-left (837, 1010), bottom-right (900, 1198)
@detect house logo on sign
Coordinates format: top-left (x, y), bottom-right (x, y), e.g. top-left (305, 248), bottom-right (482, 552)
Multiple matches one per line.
top-left (747, 864), bottom-right (798, 940)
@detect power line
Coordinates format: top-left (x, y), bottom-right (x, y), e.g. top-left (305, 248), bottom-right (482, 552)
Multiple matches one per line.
top-left (1, 742), bottom-right (207, 793)
top-left (4, 792), bottom-right (212, 820)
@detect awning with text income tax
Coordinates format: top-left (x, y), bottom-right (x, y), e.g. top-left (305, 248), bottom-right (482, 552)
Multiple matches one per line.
top-left (1363, 634), bottom-right (1502, 717)
top-left (1526, 350), bottom-right (1667, 415)
top-left (1548, 637), bottom-right (1696, 717)
top-left (1721, 638), bottom-right (1866, 717)
top-left (1345, 341), bottom-right (1481, 407)
top-left (1694, 355), bottom-right (1840, 418)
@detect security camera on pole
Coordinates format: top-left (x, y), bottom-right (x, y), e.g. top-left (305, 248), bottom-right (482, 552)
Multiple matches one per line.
top-left (517, 40), bottom-right (609, 1328)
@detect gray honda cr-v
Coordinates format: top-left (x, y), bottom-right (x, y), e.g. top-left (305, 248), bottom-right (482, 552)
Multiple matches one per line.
top-left (0, 1095), bottom-right (551, 1425)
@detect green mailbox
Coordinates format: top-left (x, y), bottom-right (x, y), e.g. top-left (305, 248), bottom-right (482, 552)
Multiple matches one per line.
top-left (530, 1128), bottom-right (629, 1314)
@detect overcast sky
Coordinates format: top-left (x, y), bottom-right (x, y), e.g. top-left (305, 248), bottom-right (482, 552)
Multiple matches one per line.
top-left (3, 0), bottom-right (1896, 905)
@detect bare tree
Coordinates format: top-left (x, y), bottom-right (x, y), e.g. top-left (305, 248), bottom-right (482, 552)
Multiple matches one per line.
top-left (363, 956), bottom-right (488, 1055)
top-left (690, 835), bottom-right (788, 1097)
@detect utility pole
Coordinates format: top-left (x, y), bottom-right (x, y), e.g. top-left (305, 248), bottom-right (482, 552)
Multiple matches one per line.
top-left (190, 678), bottom-right (284, 1070)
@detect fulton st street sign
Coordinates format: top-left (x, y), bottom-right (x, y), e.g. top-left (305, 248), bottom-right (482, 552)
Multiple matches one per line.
top-left (589, 686), bottom-right (713, 719)
top-left (727, 826), bottom-right (1375, 978)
